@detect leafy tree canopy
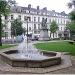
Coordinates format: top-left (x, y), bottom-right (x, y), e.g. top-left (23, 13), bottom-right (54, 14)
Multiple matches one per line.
top-left (11, 19), bottom-right (24, 36)
top-left (50, 20), bottom-right (58, 33)
top-left (66, 21), bottom-right (75, 31)
top-left (0, 0), bottom-right (10, 16)
top-left (69, 11), bottom-right (75, 21)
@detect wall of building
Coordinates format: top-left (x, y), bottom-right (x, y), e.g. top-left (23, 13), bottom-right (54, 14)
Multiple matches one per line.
top-left (2, 5), bottom-right (70, 39)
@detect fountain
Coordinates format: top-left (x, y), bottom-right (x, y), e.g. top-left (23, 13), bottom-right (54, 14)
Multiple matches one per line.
top-left (0, 35), bottom-right (61, 68)
top-left (10, 35), bottom-right (48, 60)
top-left (0, 18), bottom-right (61, 68)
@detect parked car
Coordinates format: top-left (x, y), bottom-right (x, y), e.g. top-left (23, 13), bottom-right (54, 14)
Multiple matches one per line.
top-left (31, 36), bottom-right (39, 41)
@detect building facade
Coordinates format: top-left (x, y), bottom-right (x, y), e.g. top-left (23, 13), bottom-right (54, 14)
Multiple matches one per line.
top-left (2, 4), bottom-right (70, 39)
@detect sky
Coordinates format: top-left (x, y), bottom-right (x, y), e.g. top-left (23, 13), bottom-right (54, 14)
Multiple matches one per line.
top-left (16, 0), bottom-right (71, 14)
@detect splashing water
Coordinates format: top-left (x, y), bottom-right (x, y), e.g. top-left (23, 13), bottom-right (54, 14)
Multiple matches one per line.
top-left (15, 35), bottom-right (48, 60)
top-left (18, 35), bottom-right (38, 54)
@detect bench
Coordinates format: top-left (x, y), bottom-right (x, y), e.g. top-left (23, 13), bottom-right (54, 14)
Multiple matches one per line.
top-left (69, 41), bottom-right (75, 44)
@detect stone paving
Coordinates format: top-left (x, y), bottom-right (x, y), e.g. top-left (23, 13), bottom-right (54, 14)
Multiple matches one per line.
top-left (0, 45), bottom-right (74, 74)
top-left (0, 55), bottom-right (72, 74)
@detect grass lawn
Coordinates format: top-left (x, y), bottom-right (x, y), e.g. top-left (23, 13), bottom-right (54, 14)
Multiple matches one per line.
top-left (0, 44), bottom-right (16, 50)
top-left (34, 41), bottom-right (75, 56)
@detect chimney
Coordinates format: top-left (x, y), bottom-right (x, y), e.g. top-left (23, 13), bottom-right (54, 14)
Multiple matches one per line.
top-left (28, 4), bottom-right (31, 9)
top-left (52, 10), bottom-right (55, 12)
top-left (37, 6), bottom-right (39, 10)
top-left (43, 7), bottom-right (47, 11)
top-left (61, 11), bottom-right (65, 14)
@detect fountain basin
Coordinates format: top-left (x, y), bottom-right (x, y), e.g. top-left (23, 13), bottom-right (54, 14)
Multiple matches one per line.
top-left (0, 50), bottom-right (61, 68)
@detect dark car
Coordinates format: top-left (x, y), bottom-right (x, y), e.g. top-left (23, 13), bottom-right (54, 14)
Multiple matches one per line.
top-left (31, 36), bottom-right (38, 41)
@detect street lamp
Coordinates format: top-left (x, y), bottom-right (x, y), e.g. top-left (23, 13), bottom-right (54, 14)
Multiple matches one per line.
top-left (25, 17), bottom-right (28, 44)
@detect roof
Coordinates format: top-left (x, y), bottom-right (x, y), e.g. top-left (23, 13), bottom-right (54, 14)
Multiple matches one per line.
top-left (10, 5), bottom-right (68, 17)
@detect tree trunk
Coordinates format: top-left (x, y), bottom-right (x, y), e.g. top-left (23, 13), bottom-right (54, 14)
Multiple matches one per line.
top-left (53, 33), bottom-right (54, 38)
top-left (0, 14), bottom-right (2, 46)
top-left (50, 33), bottom-right (51, 38)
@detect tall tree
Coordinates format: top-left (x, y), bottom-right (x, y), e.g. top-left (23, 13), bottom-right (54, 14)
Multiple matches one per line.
top-left (68, 0), bottom-right (75, 9)
top-left (0, 0), bottom-right (10, 46)
top-left (11, 19), bottom-right (24, 37)
top-left (67, 0), bottom-right (75, 37)
top-left (68, 0), bottom-right (75, 21)
top-left (50, 20), bottom-right (58, 38)
top-left (69, 11), bottom-right (75, 21)
top-left (66, 21), bottom-right (75, 36)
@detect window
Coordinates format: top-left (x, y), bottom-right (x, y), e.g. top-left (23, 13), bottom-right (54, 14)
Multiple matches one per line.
top-left (24, 16), bottom-right (31, 21)
top-left (11, 15), bottom-right (13, 20)
top-left (5, 16), bottom-right (8, 20)
top-left (29, 11), bottom-right (30, 13)
top-left (49, 19), bottom-right (51, 23)
top-left (61, 19), bottom-right (62, 24)
top-left (5, 24), bottom-right (8, 29)
top-left (38, 24), bottom-right (40, 29)
top-left (58, 27), bottom-right (59, 30)
top-left (46, 18), bottom-right (47, 22)
top-left (24, 16), bottom-right (26, 21)
top-left (64, 20), bottom-right (65, 24)
top-left (61, 27), bottom-right (62, 30)
top-left (58, 19), bottom-right (59, 24)
top-left (38, 17), bottom-right (40, 22)
top-left (34, 24), bottom-right (36, 29)
top-left (34, 31), bottom-right (37, 34)
top-left (18, 15), bottom-right (21, 20)
top-left (24, 10), bottom-right (26, 13)
top-left (5, 32), bottom-right (8, 37)
top-left (34, 17), bottom-right (36, 22)
top-left (27, 17), bottom-right (31, 21)
top-left (29, 27), bottom-right (31, 31)
top-left (37, 12), bottom-right (39, 15)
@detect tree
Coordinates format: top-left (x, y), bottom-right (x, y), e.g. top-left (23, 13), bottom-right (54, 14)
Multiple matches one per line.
top-left (2, 23), bottom-right (6, 37)
top-left (69, 11), bottom-right (75, 21)
top-left (66, 21), bottom-right (75, 36)
top-left (67, 0), bottom-right (75, 37)
top-left (68, 0), bottom-right (75, 9)
top-left (23, 27), bottom-right (26, 35)
top-left (11, 19), bottom-right (24, 37)
top-left (50, 20), bottom-right (58, 38)
top-left (0, 0), bottom-right (10, 46)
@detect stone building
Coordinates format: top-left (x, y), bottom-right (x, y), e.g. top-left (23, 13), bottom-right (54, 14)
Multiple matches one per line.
top-left (2, 4), bottom-right (70, 39)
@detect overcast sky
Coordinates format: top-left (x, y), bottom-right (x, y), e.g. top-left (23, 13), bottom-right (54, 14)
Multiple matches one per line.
top-left (16, 0), bottom-right (71, 14)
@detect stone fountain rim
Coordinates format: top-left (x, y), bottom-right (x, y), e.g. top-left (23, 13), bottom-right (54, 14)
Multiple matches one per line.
top-left (0, 50), bottom-right (61, 61)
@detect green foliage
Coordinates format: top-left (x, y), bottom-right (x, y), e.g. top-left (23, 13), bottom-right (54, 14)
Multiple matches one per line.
top-left (11, 19), bottom-right (24, 36)
top-left (50, 20), bottom-right (58, 33)
top-left (23, 27), bottom-right (26, 35)
top-left (68, 2), bottom-right (72, 9)
top-left (66, 21), bottom-right (75, 31)
top-left (66, 11), bottom-right (75, 36)
top-left (1, 23), bottom-right (5, 37)
top-left (68, 0), bottom-right (75, 9)
top-left (0, 0), bottom-right (10, 16)
top-left (0, 44), bottom-right (16, 49)
top-left (69, 11), bottom-right (75, 21)
top-left (67, 0), bottom-right (75, 36)
top-left (0, 0), bottom-right (10, 46)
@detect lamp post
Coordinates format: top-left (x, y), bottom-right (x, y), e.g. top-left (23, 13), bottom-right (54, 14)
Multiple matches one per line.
top-left (25, 17), bottom-right (28, 46)
top-left (27, 18), bottom-right (28, 44)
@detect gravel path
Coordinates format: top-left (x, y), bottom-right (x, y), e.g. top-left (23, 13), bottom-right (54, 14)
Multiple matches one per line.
top-left (48, 56), bottom-right (75, 74)
top-left (0, 56), bottom-right (74, 74)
